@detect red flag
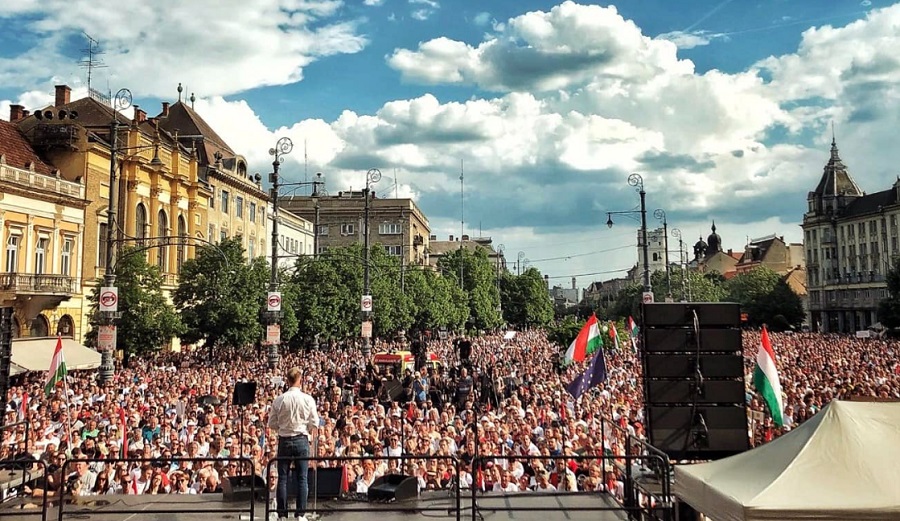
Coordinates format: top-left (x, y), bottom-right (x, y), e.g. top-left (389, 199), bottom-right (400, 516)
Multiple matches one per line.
top-left (18, 392), bottom-right (27, 421)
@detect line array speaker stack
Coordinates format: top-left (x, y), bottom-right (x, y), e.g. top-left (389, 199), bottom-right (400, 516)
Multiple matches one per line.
top-left (641, 302), bottom-right (749, 461)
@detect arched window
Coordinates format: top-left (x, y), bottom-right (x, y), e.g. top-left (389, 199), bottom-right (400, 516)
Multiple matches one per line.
top-left (35, 238), bottom-right (48, 274)
top-left (30, 314), bottom-right (49, 337)
top-left (5, 235), bottom-right (18, 272)
top-left (57, 314), bottom-right (74, 337)
top-left (157, 209), bottom-right (168, 270)
top-left (177, 215), bottom-right (187, 272)
top-left (136, 203), bottom-right (148, 245)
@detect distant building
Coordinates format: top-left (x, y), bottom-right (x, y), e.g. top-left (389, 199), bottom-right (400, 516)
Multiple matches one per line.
top-left (267, 206), bottom-right (315, 267)
top-left (550, 278), bottom-right (580, 308)
top-left (735, 234), bottom-right (805, 275)
top-left (583, 277), bottom-right (632, 306)
top-left (637, 227), bottom-right (668, 278)
top-left (427, 234), bottom-right (505, 273)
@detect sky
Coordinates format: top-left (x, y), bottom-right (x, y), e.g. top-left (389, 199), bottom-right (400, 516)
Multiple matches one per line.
top-left (1, 0), bottom-right (899, 290)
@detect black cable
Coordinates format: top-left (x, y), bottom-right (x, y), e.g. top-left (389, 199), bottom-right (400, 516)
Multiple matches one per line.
top-left (680, 309), bottom-right (705, 456)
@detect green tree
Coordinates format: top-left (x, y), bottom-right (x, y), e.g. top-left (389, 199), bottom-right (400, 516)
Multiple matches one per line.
top-left (878, 257), bottom-right (900, 329)
top-left (368, 246), bottom-right (414, 337)
top-left (546, 316), bottom-right (585, 352)
top-left (438, 247), bottom-right (502, 331)
top-left (500, 268), bottom-right (554, 328)
top-left (725, 266), bottom-right (780, 324)
top-left (85, 247), bottom-right (183, 362)
top-left (174, 238), bottom-right (277, 356)
top-left (289, 250), bottom-right (360, 342)
top-left (405, 267), bottom-right (468, 333)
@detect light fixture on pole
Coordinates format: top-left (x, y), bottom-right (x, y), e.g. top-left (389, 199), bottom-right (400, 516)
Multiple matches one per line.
top-left (654, 208), bottom-right (670, 300)
top-left (671, 228), bottom-right (687, 302)
top-left (266, 137), bottom-right (293, 369)
top-left (517, 251), bottom-right (525, 276)
top-left (606, 173), bottom-right (651, 295)
top-left (362, 168), bottom-right (382, 358)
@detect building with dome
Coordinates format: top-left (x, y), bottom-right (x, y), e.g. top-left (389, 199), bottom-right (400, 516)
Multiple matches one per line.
top-left (802, 137), bottom-right (895, 333)
top-left (692, 222), bottom-right (741, 277)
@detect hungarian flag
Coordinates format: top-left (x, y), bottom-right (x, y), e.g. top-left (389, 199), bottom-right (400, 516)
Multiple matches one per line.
top-left (18, 392), bottom-right (28, 421)
top-left (752, 326), bottom-right (784, 427)
top-left (564, 314), bottom-right (602, 363)
top-left (627, 316), bottom-right (639, 352)
top-left (44, 336), bottom-right (67, 396)
top-left (609, 322), bottom-right (620, 351)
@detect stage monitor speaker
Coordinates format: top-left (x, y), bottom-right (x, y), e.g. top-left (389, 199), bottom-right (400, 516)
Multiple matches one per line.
top-left (644, 328), bottom-right (741, 353)
top-left (233, 382), bottom-right (257, 406)
top-left (367, 474), bottom-right (417, 502)
top-left (646, 379), bottom-right (745, 404)
top-left (308, 466), bottom-right (345, 499)
top-left (644, 353), bottom-right (744, 379)
top-left (647, 406), bottom-right (749, 460)
top-left (222, 474), bottom-right (266, 502)
top-left (643, 303), bottom-right (740, 328)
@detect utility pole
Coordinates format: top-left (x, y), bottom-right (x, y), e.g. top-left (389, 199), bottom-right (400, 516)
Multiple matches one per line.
top-left (362, 168), bottom-right (381, 358)
top-left (266, 137), bottom-right (293, 369)
top-left (459, 160), bottom-right (464, 290)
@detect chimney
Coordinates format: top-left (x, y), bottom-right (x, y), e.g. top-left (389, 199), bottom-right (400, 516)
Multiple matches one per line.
top-left (133, 105), bottom-right (147, 124)
top-left (571, 277), bottom-right (576, 290)
top-left (9, 104), bottom-right (24, 122)
top-left (449, 235), bottom-right (454, 242)
top-left (161, 102), bottom-right (170, 117)
top-left (54, 85), bottom-right (71, 107)
top-left (462, 234), bottom-right (469, 241)
top-left (544, 274), bottom-right (550, 288)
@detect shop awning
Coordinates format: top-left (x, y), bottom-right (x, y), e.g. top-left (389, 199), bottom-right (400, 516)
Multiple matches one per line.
top-left (11, 337), bottom-right (101, 372)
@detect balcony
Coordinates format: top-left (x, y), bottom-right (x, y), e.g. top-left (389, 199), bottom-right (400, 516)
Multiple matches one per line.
top-left (0, 273), bottom-right (78, 314)
top-left (0, 164), bottom-right (85, 199)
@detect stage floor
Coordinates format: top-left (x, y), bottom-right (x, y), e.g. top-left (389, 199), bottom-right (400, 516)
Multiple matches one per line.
top-left (2, 491), bottom-right (631, 521)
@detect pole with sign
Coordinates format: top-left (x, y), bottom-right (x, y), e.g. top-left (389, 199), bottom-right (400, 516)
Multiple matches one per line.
top-left (99, 287), bottom-right (119, 312)
top-left (267, 292), bottom-right (282, 312)
top-left (642, 291), bottom-right (655, 304)
top-left (361, 295), bottom-right (373, 312)
top-left (266, 324), bottom-right (281, 345)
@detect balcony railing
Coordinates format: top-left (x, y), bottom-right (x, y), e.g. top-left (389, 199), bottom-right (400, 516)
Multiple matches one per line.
top-left (0, 164), bottom-right (85, 199)
top-left (0, 273), bottom-right (78, 294)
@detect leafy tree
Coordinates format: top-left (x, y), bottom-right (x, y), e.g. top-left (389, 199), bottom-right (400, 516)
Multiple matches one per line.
top-left (500, 268), bottom-right (553, 328)
top-left (174, 238), bottom-right (277, 357)
top-left (85, 247), bottom-right (183, 363)
top-left (438, 247), bottom-right (502, 331)
top-left (405, 267), bottom-right (468, 333)
top-left (725, 267), bottom-right (803, 329)
top-left (546, 316), bottom-right (585, 351)
top-left (367, 246), bottom-right (413, 337)
top-left (609, 282), bottom-right (642, 319)
top-left (879, 258), bottom-right (900, 329)
top-left (289, 250), bottom-right (360, 342)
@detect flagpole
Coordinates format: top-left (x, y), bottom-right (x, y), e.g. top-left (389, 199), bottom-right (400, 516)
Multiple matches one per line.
top-left (56, 336), bottom-right (76, 457)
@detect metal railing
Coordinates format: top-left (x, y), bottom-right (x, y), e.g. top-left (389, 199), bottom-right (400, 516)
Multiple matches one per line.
top-left (0, 274), bottom-right (78, 295)
top-left (0, 164), bottom-right (84, 199)
top-left (0, 420), bottom-right (51, 519)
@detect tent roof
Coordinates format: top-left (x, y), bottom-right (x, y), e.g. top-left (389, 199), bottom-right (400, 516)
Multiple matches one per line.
top-left (675, 400), bottom-right (900, 521)
top-left (12, 337), bottom-right (101, 371)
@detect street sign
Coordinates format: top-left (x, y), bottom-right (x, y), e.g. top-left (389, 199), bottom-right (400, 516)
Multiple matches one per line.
top-left (266, 324), bottom-right (281, 345)
top-left (97, 325), bottom-right (117, 352)
top-left (361, 321), bottom-right (372, 338)
top-left (267, 292), bottom-right (282, 312)
top-left (642, 291), bottom-right (655, 304)
top-left (361, 295), bottom-right (373, 312)
top-left (99, 287), bottom-right (118, 312)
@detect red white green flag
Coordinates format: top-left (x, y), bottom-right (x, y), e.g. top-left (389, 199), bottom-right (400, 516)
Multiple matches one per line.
top-left (609, 322), bottom-right (620, 351)
top-left (564, 314), bottom-right (602, 363)
top-left (753, 326), bottom-right (784, 427)
top-left (44, 336), bottom-right (67, 397)
top-left (627, 316), bottom-right (639, 352)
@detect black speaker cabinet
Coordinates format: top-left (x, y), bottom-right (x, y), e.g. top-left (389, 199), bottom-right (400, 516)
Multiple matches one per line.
top-left (222, 474), bottom-right (266, 502)
top-left (644, 353), bottom-right (744, 379)
top-left (233, 381), bottom-right (257, 406)
top-left (367, 474), bottom-right (417, 502)
top-left (643, 303), bottom-right (741, 328)
top-left (644, 328), bottom-right (742, 353)
top-left (308, 467), bottom-right (344, 499)
top-left (647, 406), bottom-right (749, 460)
top-left (646, 380), bottom-right (745, 404)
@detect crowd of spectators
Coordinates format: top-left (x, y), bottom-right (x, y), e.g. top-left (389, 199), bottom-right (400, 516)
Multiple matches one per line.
top-left (1, 328), bottom-right (897, 503)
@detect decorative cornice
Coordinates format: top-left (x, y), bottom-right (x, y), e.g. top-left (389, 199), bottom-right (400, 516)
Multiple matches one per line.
top-left (189, 200), bottom-right (200, 210)
top-left (150, 187), bottom-right (162, 198)
top-left (126, 180), bottom-right (139, 192)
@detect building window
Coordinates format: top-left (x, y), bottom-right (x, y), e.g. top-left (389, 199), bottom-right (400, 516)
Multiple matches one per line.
top-left (157, 209), bottom-right (168, 270)
top-left (319, 225), bottom-right (329, 236)
top-left (379, 223), bottom-right (402, 235)
top-left (250, 202), bottom-right (256, 223)
top-left (221, 191), bottom-right (230, 214)
top-left (249, 238), bottom-right (255, 259)
top-left (384, 245), bottom-right (402, 256)
top-left (210, 187), bottom-right (215, 209)
top-left (5, 235), bottom-right (18, 272)
top-left (341, 223), bottom-right (355, 236)
top-left (35, 238), bottom-right (48, 275)
top-left (177, 216), bottom-right (187, 272)
top-left (209, 224), bottom-right (216, 242)
top-left (236, 196), bottom-right (244, 218)
top-left (221, 230), bottom-right (228, 242)
top-left (98, 223), bottom-right (108, 269)
top-left (61, 238), bottom-right (73, 276)
top-left (135, 203), bottom-right (149, 245)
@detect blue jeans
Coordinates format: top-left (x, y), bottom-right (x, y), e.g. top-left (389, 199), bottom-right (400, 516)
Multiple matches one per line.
top-left (276, 435), bottom-right (309, 518)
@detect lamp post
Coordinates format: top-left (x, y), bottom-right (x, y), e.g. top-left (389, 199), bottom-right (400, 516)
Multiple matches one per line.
top-left (266, 137), bottom-right (293, 369)
top-left (606, 173), bottom-right (651, 295)
top-left (280, 173), bottom-right (326, 259)
top-left (517, 251), bottom-right (525, 276)
top-left (671, 228), bottom-right (687, 302)
top-left (362, 168), bottom-right (382, 358)
top-left (654, 208), bottom-right (670, 300)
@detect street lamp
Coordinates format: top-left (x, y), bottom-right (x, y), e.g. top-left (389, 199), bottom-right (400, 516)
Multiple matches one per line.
top-left (362, 168), bottom-right (382, 358)
top-left (517, 251), bottom-right (525, 276)
top-left (279, 172), bottom-right (326, 259)
top-left (606, 173), bottom-right (651, 295)
top-left (671, 228), bottom-right (688, 302)
top-left (266, 137), bottom-right (293, 369)
top-left (654, 208), bottom-right (670, 300)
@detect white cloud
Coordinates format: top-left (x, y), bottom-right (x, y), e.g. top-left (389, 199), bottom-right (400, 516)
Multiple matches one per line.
top-left (656, 30), bottom-right (727, 49)
top-left (363, 0), bottom-right (384, 5)
top-left (473, 12), bottom-right (491, 26)
top-left (409, 0), bottom-right (438, 21)
top-left (0, 0), bottom-right (368, 99)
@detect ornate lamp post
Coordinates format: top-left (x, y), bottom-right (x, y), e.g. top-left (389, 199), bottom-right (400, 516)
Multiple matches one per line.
top-left (654, 208), bottom-right (670, 300)
top-left (362, 168), bottom-right (381, 358)
top-left (265, 137), bottom-right (293, 369)
top-left (671, 228), bottom-right (688, 302)
top-left (606, 173), bottom-right (651, 295)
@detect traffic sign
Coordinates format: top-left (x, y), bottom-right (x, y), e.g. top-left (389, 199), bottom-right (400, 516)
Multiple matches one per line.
top-left (99, 287), bottom-right (118, 312)
top-left (98, 325), bottom-right (117, 352)
top-left (642, 292), bottom-right (655, 304)
top-left (266, 324), bottom-right (281, 345)
top-left (361, 295), bottom-right (373, 312)
top-left (361, 321), bottom-right (372, 338)
top-left (267, 292), bottom-right (282, 312)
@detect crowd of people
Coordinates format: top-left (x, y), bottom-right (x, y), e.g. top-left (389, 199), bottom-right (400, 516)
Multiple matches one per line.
top-left (1, 327), bottom-right (898, 506)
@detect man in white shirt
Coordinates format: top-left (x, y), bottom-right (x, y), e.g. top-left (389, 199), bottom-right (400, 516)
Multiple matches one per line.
top-left (268, 367), bottom-right (320, 521)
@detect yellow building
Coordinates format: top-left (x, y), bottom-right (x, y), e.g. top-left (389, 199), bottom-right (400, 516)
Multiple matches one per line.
top-left (156, 96), bottom-right (268, 259)
top-left (15, 86), bottom-right (211, 345)
top-left (0, 114), bottom-right (87, 339)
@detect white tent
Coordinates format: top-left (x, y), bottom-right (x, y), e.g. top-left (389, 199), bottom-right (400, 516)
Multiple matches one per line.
top-left (11, 337), bottom-right (101, 372)
top-left (674, 400), bottom-right (900, 521)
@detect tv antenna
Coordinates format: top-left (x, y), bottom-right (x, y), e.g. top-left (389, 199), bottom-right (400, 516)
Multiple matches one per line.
top-left (79, 33), bottom-right (107, 93)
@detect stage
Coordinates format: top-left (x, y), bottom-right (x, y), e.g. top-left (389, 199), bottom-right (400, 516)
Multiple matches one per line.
top-left (2, 491), bottom-right (632, 521)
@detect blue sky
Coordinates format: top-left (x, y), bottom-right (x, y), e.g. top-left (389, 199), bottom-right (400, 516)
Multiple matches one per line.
top-left (2, 0), bottom-right (899, 286)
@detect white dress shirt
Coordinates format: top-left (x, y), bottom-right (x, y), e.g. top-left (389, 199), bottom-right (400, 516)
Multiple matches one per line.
top-left (267, 387), bottom-right (319, 438)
